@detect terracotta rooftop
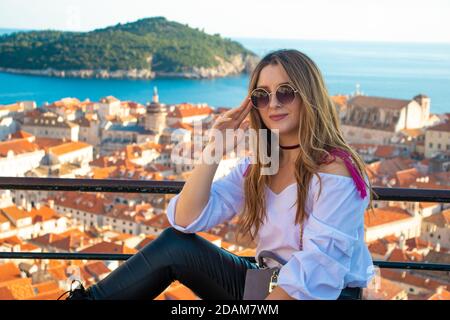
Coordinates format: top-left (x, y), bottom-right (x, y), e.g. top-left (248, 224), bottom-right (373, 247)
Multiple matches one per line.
top-left (0, 139), bottom-right (40, 157)
top-left (422, 210), bottom-right (450, 228)
top-left (365, 206), bottom-right (413, 228)
top-left (168, 104), bottom-right (213, 118)
top-left (368, 277), bottom-right (405, 300)
top-left (348, 95), bottom-right (410, 111)
top-left (0, 262), bottom-right (22, 283)
top-left (49, 141), bottom-right (92, 156)
top-left (428, 120), bottom-right (450, 132)
top-left (79, 241), bottom-right (137, 255)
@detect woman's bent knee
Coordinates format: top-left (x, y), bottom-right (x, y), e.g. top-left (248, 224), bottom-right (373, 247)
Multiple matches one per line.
top-left (159, 226), bottom-right (195, 240)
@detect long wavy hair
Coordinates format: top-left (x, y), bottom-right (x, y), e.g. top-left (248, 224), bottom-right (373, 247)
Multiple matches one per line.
top-left (235, 49), bottom-right (377, 244)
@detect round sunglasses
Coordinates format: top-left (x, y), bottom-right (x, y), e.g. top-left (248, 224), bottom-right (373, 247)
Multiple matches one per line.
top-left (250, 83), bottom-right (299, 109)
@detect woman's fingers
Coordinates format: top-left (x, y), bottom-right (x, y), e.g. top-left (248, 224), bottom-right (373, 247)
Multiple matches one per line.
top-left (235, 100), bottom-right (252, 125)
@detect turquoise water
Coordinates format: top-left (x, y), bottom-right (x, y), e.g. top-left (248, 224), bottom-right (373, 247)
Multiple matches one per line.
top-left (0, 34), bottom-right (449, 114)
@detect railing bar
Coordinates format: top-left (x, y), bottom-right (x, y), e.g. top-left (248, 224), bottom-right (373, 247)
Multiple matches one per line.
top-left (0, 177), bottom-right (449, 202)
top-left (1, 252), bottom-right (450, 271)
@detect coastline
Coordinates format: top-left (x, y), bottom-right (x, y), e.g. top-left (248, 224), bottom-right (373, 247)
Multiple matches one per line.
top-left (0, 54), bottom-right (259, 80)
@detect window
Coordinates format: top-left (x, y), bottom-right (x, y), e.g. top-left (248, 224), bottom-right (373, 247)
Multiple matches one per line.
top-left (438, 143), bottom-right (441, 149)
top-left (429, 143), bottom-right (433, 148)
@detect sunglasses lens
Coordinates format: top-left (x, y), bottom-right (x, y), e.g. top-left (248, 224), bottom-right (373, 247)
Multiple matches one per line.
top-left (276, 85), bottom-right (296, 105)
top-left (251, 90), bottom-right (269, 108)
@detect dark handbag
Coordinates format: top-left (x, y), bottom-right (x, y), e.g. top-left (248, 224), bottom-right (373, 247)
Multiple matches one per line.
top-left (242, 224), bottom-right (362, 300)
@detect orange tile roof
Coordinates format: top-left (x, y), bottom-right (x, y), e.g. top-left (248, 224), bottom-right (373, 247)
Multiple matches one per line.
top-left (49, 141), bottom-right (92, 156)
top-left (33, 137), bottom-right (65, 151)
top-left (409, 182), bottom-right (450, 190)
top-left (28, 205), bottom-right (61, 223)
top-left (423, 210), bottom-right (450, 228)
top-left (428, 120), bottom-right (450, 132)
top-left (0, 212), bottom-right (10, 224)
top-left (170, 121), bottom-right (194, 132)
top-left (400, 128), bottom-right (425, 138)
top-left (331, 95), bottom-right (348, 107)
top-left (369, 277), bottom-right (405, 300)
top-left (29, 288), bottom-right (66, 300)
top-left (0, 139), bottom-right (40, 157)
top-left (10, 130), bottom-right (34, 140)
top-left (79, 241), bottom-right (137, 255)
top-left (91, 166), bottom-right (118, 179)
top-left (419, 202), bottom-right (439, 209)
top-left (84, 261), bottom-right (111, 279)
top-left (0, 278), bottom-right (34, 300)
top-left (0, 286), bottom-right (15, 299)
top-left (54, 191), bottom-right (106, 215)
top-left (164, 282), bottom-right (199, 300)
top-left (1, 206), bottom-right (31, 223)
top-left (367, 157), bottom-right (415, 178)
top-left (47, 266), bottom-right (67, 281)
top-left (32, 281), bottom-right (59, 295)
top-left (429, 289), bottom-right (450, 300)
top-left (168, 104), bottom-right (213, 118)
top-left (197, 232), bottom-right (222, 243)
top-left (365, 207), bottom-right (413, 228)
top-left (31, 233), bottom-right (65, 246)
top-left (395, 168), bottom-right (421, 187)
top-left (0, 262), bottom-right (22, 283)
top-left (143, 213), bottom-right (171, 229)
top-left (381, 268), bottom-right (447, 290)
top-left (368, 239), bottom-right (390, 256)
top-left (405, 237), bottom-right (432, 251)
top-left (0, 235), bottom-right (21, 245)
top-left (374, 145), bottom-right (397, 158)
top-left (388, 248), bottom-right (423, 263)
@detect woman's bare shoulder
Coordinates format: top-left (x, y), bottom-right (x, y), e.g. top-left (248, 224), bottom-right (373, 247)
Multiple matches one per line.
top-left (317, 156), bottom-right (351, 178)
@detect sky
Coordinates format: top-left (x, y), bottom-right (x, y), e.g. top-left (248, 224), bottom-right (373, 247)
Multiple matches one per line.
top-left (0, 0), bottom-right (449, 43)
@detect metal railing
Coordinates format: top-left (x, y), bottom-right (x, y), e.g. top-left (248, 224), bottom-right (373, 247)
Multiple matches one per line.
top-left (1, 177), bottom-right (450, 272)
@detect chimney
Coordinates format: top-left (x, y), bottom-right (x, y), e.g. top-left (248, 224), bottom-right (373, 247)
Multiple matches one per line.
top-left (48, 199), bottom-right (54, 209)
top-left (399, 233), bottom-right (406, 250)
top-left (26, 202), bottom-right (31, 212)
top-left (35, 203), bottom-right (41, 210)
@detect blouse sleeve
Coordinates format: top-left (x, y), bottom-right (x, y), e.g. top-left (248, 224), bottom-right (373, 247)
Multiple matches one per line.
top-left (166, 156), bottom-right (250, 234)
top-left (276, 174), bottom-right (370, 300)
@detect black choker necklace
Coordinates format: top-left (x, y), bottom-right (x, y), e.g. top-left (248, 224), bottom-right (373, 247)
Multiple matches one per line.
top-left (279, 144), bottom-right (300, 150)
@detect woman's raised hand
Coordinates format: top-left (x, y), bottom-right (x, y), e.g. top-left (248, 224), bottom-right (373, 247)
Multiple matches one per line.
top-left (207, 95), bottom-right (252, 156)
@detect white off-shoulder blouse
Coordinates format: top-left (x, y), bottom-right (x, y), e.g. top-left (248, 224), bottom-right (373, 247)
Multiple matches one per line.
top-left (166, 156), bottom-right (375, 300)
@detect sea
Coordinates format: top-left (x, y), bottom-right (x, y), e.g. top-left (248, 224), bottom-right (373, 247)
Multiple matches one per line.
top-left (0, 29), bottom-right (449, 114)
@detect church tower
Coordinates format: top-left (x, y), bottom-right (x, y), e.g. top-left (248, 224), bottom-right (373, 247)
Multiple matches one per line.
top-left (413, 94), bottom-right (430, 127)
top-left (145, 86), bottom-right (167, 135)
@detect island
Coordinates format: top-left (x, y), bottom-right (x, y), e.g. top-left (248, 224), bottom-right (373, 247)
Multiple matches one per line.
top-left (0, 16), bottom-right (260, 79)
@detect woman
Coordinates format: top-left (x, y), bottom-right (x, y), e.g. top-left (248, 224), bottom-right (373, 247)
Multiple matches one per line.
top-left (64, 49), bottom-right (376, 300)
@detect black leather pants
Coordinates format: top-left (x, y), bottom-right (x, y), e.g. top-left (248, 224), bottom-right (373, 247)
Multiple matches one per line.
top-left (88, 227), bottom-right (259, 300)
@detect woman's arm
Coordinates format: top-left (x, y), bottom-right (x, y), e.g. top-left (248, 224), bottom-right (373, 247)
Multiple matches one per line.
top-left (173, 143), bottom-right (220, 228)
top-left (173, 96), bottom-right (252, 228)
